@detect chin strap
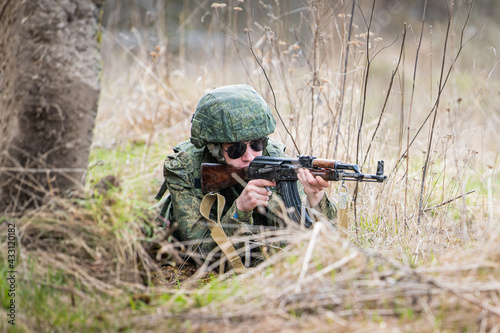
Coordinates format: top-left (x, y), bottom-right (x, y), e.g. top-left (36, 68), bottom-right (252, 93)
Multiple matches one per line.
top-left (206, 143), bottom-right (226, 164)
top-left (200, 192), bottom-right (247, 274)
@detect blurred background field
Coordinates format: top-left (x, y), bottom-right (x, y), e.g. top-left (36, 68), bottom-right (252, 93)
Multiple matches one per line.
top-left (2, 0), bottom-right (500, 332)
top-left (93, 0), bottom-right (500, 247)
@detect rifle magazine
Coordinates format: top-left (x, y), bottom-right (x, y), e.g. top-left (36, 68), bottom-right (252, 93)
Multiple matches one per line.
top-left (278, 180), bottom-right (313, 228)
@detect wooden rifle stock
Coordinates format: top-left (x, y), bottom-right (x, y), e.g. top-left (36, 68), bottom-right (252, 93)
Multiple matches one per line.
top-left (201, 163), bottom-right (248, 194)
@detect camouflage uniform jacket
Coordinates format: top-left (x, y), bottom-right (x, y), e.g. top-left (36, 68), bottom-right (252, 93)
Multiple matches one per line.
top-left (163, 138), bottom-right (337, 257)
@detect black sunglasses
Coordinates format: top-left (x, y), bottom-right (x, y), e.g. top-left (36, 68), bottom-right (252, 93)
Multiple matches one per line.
top-left (223, 137), bottom-right (269, 160)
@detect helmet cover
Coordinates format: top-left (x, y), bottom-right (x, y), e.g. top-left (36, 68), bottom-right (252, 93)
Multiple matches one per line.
top-left (190, 84), bottom-right (276, 148)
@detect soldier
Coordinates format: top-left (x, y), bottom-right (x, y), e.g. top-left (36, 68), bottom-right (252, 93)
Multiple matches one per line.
top-left (157, 84), bottom-right (336, 270)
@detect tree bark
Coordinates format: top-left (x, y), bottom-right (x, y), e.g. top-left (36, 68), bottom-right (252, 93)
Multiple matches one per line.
top-left (0, 0), bottom-right (103, 213)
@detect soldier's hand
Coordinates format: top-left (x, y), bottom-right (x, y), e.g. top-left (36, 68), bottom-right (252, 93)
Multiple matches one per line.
top-left (236, 179), bottom-right (276, 212)
top-left (297, 168), bottom-right (329, 208)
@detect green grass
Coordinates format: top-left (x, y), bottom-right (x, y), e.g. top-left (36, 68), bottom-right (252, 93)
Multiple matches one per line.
top-left (0, 262), bottom-right (123, 332)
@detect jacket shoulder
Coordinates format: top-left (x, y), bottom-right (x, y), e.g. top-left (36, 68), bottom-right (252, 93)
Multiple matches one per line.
top-left (164, 141), bottom-right (205, 185)
top-left (265, 138), bottom-right (287, 157)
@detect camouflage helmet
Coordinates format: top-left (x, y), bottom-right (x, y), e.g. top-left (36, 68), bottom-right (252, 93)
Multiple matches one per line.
top-left (190, 84), bottom-right (276, 148)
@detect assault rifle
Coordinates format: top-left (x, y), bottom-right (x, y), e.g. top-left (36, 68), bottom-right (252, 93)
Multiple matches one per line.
top-left (201, 155), bottom-right (387, 227)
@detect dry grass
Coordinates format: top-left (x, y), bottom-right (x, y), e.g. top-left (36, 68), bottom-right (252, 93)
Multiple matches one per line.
top-left (13, 196), bottom-right (157, 292)
top-left (130, 220), bottom-right (500, 332)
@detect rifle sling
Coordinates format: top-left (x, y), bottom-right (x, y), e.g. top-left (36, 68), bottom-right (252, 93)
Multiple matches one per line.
top-left (338, 201), bottom-right (349, 236)
top-left (200, 193), bottom-right (247, 274)
top-left (339, 206), bottom-right (349, 232)
top-left (155, 180), bottom-right (168, 201)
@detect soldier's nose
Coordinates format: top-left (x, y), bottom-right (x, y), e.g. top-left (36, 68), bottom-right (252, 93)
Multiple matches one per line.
top-left (241, 144), bottom-right (254, 161)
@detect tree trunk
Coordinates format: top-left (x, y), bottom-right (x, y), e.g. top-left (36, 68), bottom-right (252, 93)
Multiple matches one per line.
top-left (0, 0), bottom-right (103, 213)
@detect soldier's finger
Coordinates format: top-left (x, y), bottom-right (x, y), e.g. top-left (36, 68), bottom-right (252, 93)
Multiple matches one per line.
top-left (248, 184), bottom-right (273, 196)
top-left (299, 168), bottom-right (319, 187)
top-left (315, 175), bottom-right (329, 188)
top-left (249, 179), bottom-right (276, 188)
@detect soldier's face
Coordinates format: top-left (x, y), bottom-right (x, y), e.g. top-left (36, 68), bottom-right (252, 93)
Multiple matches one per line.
top-left (222, 141), bottom-right (263, 168)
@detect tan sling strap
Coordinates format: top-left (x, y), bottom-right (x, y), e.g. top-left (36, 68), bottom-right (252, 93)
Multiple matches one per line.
top-left (337, 183), bottom-right (349, 237)
top-left (338, 204), bottom-right (349, 235)
top-left (200, 193), bottom-right (247, 274)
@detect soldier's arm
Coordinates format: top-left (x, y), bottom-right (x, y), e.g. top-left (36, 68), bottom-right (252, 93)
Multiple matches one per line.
top-left (167, 179), bottom-right (257, 255)
top-left (314, 193), bottom-right (337, 221)
top-left (165, 151), bottom-right (256, 254)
